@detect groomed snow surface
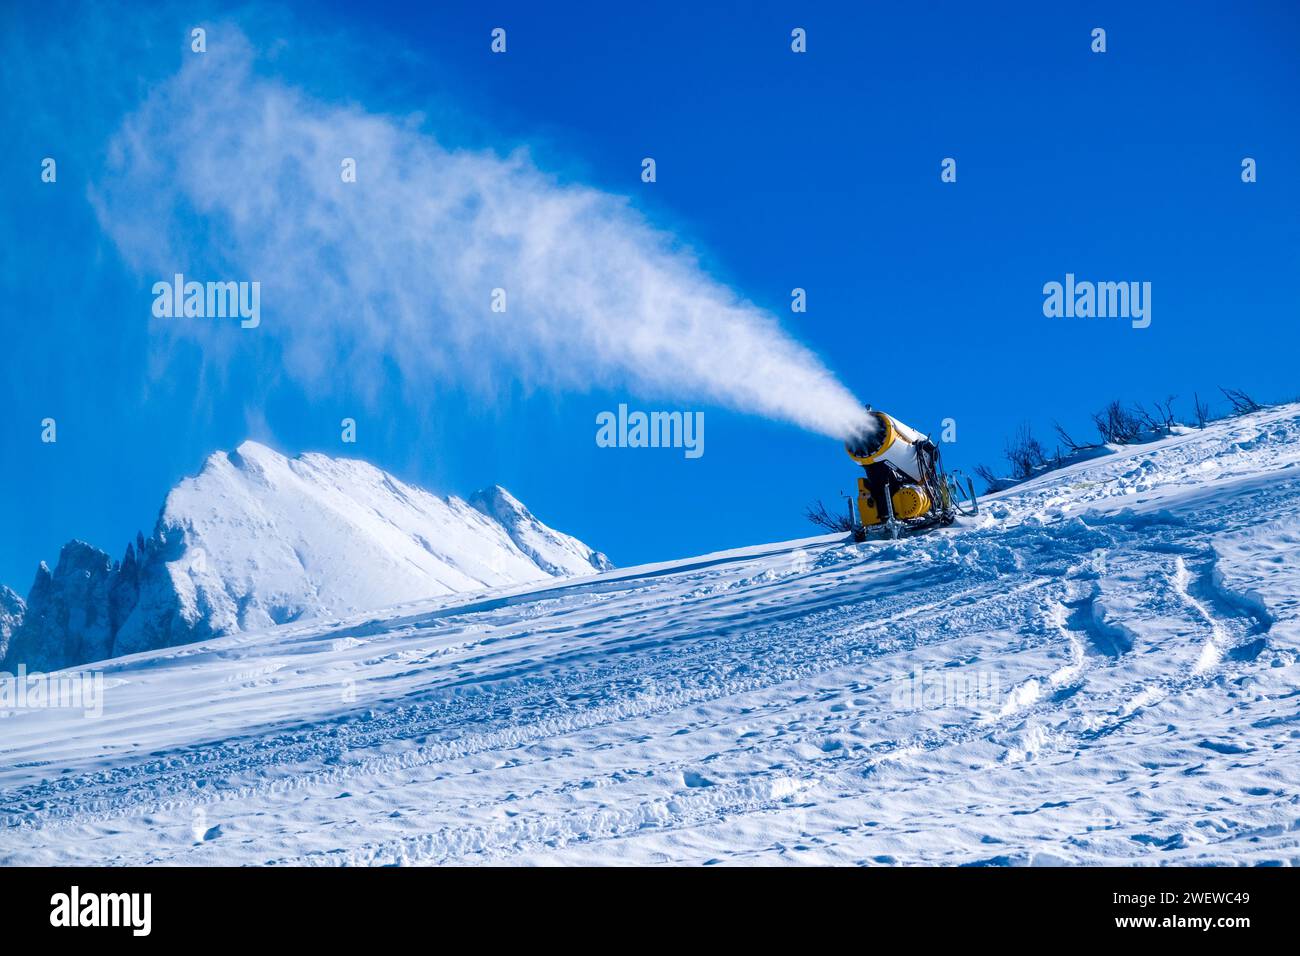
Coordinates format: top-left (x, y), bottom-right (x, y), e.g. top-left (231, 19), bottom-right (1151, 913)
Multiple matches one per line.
top-left (3, 406), bottom-right (1300, 865)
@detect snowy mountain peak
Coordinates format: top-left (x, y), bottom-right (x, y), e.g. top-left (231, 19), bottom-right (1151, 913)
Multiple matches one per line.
top-left (235, 438), bottom-right (276, 459)
top-left (2, 442), bottom-right (610, 671)
top-left (469, 485), bottom-right (613, 577)
top-left (474, 483), bottom-right (525, 510)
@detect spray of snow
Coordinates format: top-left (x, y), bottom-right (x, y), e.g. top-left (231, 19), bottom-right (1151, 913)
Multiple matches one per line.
top-left (91, 33), bottom-right (868, 439)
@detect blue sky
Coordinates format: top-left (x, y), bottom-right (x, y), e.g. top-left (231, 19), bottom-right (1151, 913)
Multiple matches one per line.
top-left (2, 0), bottom-right (1298, 592)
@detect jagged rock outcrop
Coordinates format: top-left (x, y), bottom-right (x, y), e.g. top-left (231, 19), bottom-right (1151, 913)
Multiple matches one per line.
top-left (0, 585), bottom-right (25, 665)
top-left (4, 542), bottom-right (117, 672)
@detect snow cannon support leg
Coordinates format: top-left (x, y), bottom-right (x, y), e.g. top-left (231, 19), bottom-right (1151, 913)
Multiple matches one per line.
top-left (847, 495), bottom-right (867, 543)
top-left (883, 488), bottom-right (900, 540)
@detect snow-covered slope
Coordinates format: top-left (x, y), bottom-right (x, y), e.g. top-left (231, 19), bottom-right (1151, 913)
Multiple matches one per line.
top-left (2, 441), bottom-right (609, 671)
top-left (2, 406), bottom-right (1299, 865)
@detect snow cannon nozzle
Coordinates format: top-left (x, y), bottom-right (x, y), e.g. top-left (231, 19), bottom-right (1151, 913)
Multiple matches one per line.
top-left (844, 411), bottom-right (886, 461)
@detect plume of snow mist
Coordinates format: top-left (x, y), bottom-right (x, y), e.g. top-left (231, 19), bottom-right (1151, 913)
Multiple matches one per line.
top-left (92, 34), bottom-right (869, 439)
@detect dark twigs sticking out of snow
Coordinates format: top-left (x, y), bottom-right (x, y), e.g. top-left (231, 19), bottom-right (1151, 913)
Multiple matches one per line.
top-left (1092, 400), bottom-right (1146, 445)
top-left (1133, 395), bottom-right (1179, 435)
top-left (971, 388), bottom-right (1276, 493)
top-left (804, 498), bottom-right (857, 533)
top-left (1053, 421), bottom-right (1095, 454)
top-left (1193, 392), bottom-right (1211, 429)
top-left (1220, 386), bottom-right (1262, 415)
top-left (1004, 422), bottom-right (1050, 480)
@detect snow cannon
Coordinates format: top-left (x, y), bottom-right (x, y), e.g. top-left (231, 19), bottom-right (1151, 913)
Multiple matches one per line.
top-left (843, 410), bottom-right (978, 540)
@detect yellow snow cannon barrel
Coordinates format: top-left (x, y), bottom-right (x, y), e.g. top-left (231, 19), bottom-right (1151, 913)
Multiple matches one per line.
top-left (844, 411), bottom-right (930, 484)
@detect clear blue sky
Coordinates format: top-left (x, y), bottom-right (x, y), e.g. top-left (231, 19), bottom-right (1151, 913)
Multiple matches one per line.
top-left (2, 0), bottom-right (1298, 592)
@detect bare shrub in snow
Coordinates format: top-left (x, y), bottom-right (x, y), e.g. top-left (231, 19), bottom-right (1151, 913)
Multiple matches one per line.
top-left (972, 463), bottom-right (1003, 493)
top-left (1053, 421), bottom-right (1095, 454)
top-left (1193, 392), bottom-right (1210, 429)
top-left (1219, 387), bottom-right (1261, 415)
top-left (1134, 395), bottom-right (1178, 435)
top-left (805, 499), bottom-right (856, 533)
top-left (1092, 400), bottom-right (1144, 444)
top-left (1005, 423), bottom-right (1048, 480)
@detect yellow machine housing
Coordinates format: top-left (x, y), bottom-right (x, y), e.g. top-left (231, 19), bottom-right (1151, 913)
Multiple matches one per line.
top-left (890, 484), bottom-right (931, 520)
top-left (855, 477), bottom-right (932, 526)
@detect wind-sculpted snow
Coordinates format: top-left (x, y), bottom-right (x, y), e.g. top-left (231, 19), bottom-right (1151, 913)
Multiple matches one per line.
top-left (2, 407), bottom-right (1299, 865)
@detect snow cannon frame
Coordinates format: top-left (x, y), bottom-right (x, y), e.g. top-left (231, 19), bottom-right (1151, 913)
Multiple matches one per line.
top-left (843, 410), bottom-right (978, 540)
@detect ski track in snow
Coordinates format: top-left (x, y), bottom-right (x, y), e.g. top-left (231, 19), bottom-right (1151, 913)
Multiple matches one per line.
top-left (2, 407), bottom-right (1300, 865)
